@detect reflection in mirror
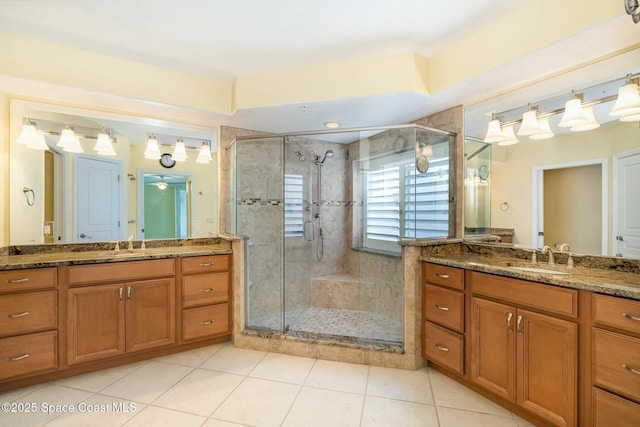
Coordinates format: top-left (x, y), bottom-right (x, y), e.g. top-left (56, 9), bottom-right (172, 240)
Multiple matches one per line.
top-left (9, 99), bottom-right (219, 245)
top-left (140, 172), bottom-right (192, 239)
top-left (464, 139), bottom-right (491, 235)
top-left (464, 52), bottom-right (640, 258)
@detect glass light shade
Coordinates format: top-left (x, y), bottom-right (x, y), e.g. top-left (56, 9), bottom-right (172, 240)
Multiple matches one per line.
top-left (529, 116), bottom-right (555, 140)
top-left (558, 98), bottom-right (588, 127)
top-left (93, 133), bottom-right (116, 156)
top-left (172, 141), bottom-right (188, 161)
top-left (483, 119), bottom-right (504, 143)
top-left (57, 128), bottom-right (76, 148)
top-left (156, 181), bottom-right (168, 190)
top-left (610, 83), bottom-right (640, 117)
top-left (497, 124), bottom-right (519, 146)
top-left (27, 131), bottom-right (50, 150)
top-left (144, 137), bottom-right (161, 159)
top-left (620, 112), bottom-right (640, 122)
top-left (570, 106), bottom-right (600, 132)
top-left (17, 124), bottom-right (39, 146)
top-left (517, 111), bottom-right (542, 136)
top-left (63, 136), bottom-right (84, 153)
top-left (196, 143), bottom-right (213, 163)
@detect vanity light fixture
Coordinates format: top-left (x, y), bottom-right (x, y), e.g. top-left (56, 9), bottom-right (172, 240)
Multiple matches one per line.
top-left (57, 125), bottom-right (76, 149)
top-left (497, 124), bottom-right (519, 146)
top-left (516, 107), bottom-right (542, 136)
top-left (558, 92), bottom-right (588, 127)
top-left (64, 135), bottom-right (84, 153)
top-left (172, 138), bottom-right (188, 161)
top-left (17, 119), bottom-right (49, 150)
top-left (483, 114), bottom-right (505, 143)
top-left (611, 75), bottom-right (640, 120)
top-left (570, 106), bottom-right (600, 132)
top-left (144, 134), bottom-right (162, 159)
top-left (196, 140), bottom-right (213, 164)
top-left (93, 129), bottom-right (116, 156)
top-left (529, 115), bottom-right (555, 140)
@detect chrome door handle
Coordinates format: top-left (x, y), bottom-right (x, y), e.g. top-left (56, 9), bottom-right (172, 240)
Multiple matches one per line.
top-left (516, 315), bottom-right (523, 335)
top-left (623, 364), bottom-right (640, 375)
top-left (436, 274), bottom-right (450, 279)
top-left (7, 278), bottom-right (29, 284)
top-left (435, 344), bottom-right (449, 352)
top-left (127, 286), bottom-right (132, 300)
top-left (507, 312), bottom-right (513, 333)
top-left (119, 288), bottom-right (123, 301)
top-left (8, 311), bottom-right (30, 318)
top-left (435, 304), bottom-right (450, 312)
top-left (623, 312), bottom-right (640, 322)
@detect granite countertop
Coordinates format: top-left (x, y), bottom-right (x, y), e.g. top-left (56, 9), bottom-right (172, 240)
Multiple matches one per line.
top-left (420, 251), bottom-right (640, 300)
top-left (0, 238), bottom-right (235, 271)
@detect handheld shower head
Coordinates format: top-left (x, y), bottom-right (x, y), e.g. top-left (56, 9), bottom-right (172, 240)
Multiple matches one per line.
top-left (315, 150), bottom-right (334, 165)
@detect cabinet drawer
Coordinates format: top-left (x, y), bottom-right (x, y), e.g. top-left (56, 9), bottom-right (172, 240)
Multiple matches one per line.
top-left (423, 321), bottom-right (463, 375)
top-left (469, 271), bottom-right (577, 318)
top-left (68, 259), bottom-right (175, 286)
top-left (182, 255), bottom-right (230, 275)
top-left (0, 331), bottom-right (57, 380)
top-left (0, 291), bottom-right (57, 337)
top-left (0, 268), bottom-right (57, 292)
top-left (423, 263), bottom-right (464, 290)
top-left (593, 293), bottom-right (640, 335)
top-left (182, 272), bottom-right (230, 308)
top-left (593, 328), bottom-right (640, 402)
top-left (182, 303), bottom-right (230, 341)
top-left (424, 284), bottom-right (464, 332)
top-left (593, 388), bottom-right (640, 427)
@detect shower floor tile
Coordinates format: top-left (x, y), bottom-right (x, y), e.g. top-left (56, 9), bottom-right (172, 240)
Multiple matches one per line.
top-left (249, 307), bottom-right (401, 343)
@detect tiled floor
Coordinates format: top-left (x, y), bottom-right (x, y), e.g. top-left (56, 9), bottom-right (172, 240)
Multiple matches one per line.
top-left (0, 343), bottom-right (534, 427)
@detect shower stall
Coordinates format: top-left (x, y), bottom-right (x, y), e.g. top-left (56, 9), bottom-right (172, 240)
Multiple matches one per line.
top-left (226, 125), bottom-right (455, 345)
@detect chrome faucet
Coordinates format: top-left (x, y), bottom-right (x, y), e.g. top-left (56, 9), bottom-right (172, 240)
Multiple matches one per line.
top-left (559, 243), bottom-right (570, 252)
top-left (128, 235), bottom-right (134, 252)
top-left (541, 245), bottom-right (555, 265)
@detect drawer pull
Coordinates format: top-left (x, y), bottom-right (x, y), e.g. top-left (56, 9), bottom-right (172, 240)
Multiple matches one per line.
top-left (201, 288), bottom-right (214, 293)
top-left (7, 278), bottom-right (30, 284)
top-left (623, 312), bottom-right (640, 322)
top-left (127, 286), bottom-right (132, 301)
top-left (119, 287), bottom-right (123, 301)
top-left (435, 304), bottom-right (450, 312)
top-left (436, 274), bottom-right (450, 279)
top-left (200, 320), bottom-right (214, 325)
top-left (435, 344), bottom-right (449, 352)
top-left (7, 311), bottom-right (30, 318)
top-left (7, 353), bottom-right (30, 362)
top-left (507, 312), bottom-right (513, 333)
top-left (517, 315), bottom-right (524, 335)
top-left (623, 364), bottom-right (640, 375)
top-left (199, 262), bottom-right (214, 267)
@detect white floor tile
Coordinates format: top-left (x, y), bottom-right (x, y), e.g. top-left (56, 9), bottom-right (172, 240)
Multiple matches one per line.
top-left (123, 406), bottom-right (206, 427)
top-left (202, 419), bottom-right (247, 427)
top-left (100, 361), bottom-right (192, 404)
top-left (282, 387), bottom-right (363, 427)
top-left (152, 343), bottom-right (227, 368)
top-left (304, 359), bottom-right (369, 394)
top-left (249, 352), bottom-right (315, 384)
top-left (212, 377), bottom-right (300, 427)
top-left (0, 384), bottom-right (92, 427)
top-left (200, 345), bottom-right (266, 375)
top-left (437, 407), bottom-right (519, 427)
top-left (367, 366), bottom-right (433, 404)
top-left (50, 362), bottom-right (145, 393)
top-left (44, 394), bottom-right (143, 427)
top-left (0, 383), bottom-right (45, 403)
top-left (361, 395), bottom-right (439, 427)
top-left (152, 368), bottom-right (243, 416)
top-left (428, 368), bottom-right (513, 417)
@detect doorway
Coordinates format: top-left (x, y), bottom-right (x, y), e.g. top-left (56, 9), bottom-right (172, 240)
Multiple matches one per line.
top-left (137, 172), bottom-right (193, 239)
top-left (613, 149), bottom-right (640, 258)
top-left (532, 159), bottom-right (608, 255)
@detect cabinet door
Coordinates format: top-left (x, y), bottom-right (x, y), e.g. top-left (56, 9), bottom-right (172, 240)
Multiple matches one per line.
top-left (67, 284), bottom-right (125, 365)
top-left (126, 278), bottom-right (175, 353)
top-left (517, 309), bottom-right (576, 427)
top-left (470, 297), bottom-right (516, 402)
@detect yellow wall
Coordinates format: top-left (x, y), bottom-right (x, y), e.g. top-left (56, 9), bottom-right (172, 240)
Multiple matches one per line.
top-left (491, 120), bottom-right (639, 253)
top-left (0, 90), bottom-right (8, 246)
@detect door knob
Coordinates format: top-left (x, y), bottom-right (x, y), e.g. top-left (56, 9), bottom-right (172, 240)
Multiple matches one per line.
top-left (79, 233), bottom-right (92, 239)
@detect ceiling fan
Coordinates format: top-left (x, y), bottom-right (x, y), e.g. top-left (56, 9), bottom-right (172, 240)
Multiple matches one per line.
top-left (626, 0), bottom-right (640, 23)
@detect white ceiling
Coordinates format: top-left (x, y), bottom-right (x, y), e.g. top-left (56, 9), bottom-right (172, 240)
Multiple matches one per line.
top-left (1, 0), bottom-right (639, 135)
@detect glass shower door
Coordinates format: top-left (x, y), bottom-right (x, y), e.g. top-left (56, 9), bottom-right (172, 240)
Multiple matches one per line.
top-left (236, 136), bottom-right (285, 332)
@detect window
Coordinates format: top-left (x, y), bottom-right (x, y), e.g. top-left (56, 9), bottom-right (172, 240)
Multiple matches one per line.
top-left (284, 174), bottom-right (304, 237)
top-left (362, 152), bottom-right (450, 253)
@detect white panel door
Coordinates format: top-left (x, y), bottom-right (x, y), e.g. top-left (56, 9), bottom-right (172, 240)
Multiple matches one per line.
top-left (75, 156), bottom-right (121, 242)
top-left (615, 151), bottom-right (640, 258)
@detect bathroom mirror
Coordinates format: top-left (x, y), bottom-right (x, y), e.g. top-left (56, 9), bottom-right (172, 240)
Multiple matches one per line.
top-left (9, 99), bottom-right (219, 245)
top-left (464, 50), bottom-right (640, 259)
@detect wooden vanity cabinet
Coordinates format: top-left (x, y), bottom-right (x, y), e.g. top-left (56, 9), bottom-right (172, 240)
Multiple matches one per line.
top-left (591, 293), bottom-right (640, 426)
top-left (470, 272), bottom-right (577, 427)
top-left (66, 260), bottom-right (176, 365)
top-left (180, 255), bottom-right (231, 342)
top-left (0, 268), bottom-right (58, 381)
top-left (422, 263), bottom-right (465, 375)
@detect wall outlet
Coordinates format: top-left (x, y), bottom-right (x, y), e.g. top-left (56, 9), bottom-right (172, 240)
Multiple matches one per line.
top-left (43, 221), bottom-right (54, 237)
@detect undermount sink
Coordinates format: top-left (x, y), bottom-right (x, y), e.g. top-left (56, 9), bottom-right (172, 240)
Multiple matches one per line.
top-left (507, 266), bottom-right (569, 276)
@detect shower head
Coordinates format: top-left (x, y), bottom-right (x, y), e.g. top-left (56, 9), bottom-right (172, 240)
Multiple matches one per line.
top-left (315, 149), bottom-right (334, 165)
top-left (295, 151), bottom-right (306, 162)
